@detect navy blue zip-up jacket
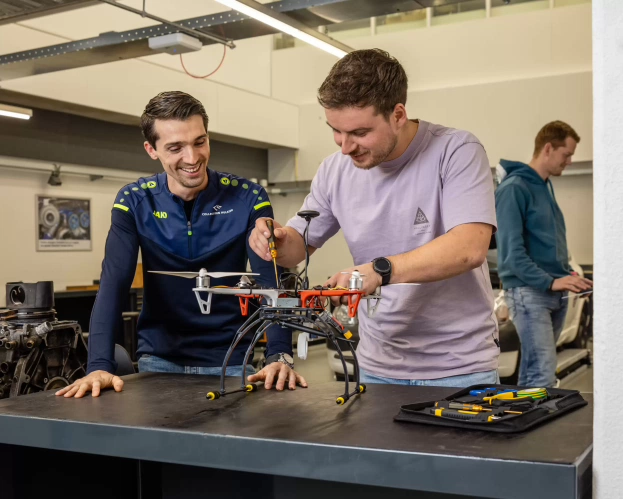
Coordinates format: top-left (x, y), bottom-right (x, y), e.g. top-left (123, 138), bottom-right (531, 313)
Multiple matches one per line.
top-left (87, 169), bottom-right (292, 374)
top-left (495, 159), bottom-right (571, 291)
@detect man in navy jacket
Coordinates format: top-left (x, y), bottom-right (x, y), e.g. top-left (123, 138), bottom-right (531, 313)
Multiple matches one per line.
top-left (57, 91), bottom-right (305, 398)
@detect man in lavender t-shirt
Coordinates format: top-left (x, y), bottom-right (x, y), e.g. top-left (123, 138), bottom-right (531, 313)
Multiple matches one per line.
top-left (248, 49), bottom-right (498, 387)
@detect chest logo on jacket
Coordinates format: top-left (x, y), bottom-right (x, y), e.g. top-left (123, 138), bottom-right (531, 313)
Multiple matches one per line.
top-left (202, 206), bottom-right (234, 216)
top-left (153, 211), bottom-right (168, 219)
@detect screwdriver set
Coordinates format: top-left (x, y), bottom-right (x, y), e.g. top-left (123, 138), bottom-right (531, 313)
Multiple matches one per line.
top-left (394, 384), bottom-right (587, 433)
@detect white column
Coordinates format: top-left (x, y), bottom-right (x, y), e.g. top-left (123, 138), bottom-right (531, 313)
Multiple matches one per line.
top-left (370, 16), bottom-right (377, 36)
top-left (486, 0), bottom-right (492, 18)
top-left (426, 7), bottom-right (432, 27)
top-left (593, 1), bottom-right (623, 498)
top-left (550, 0), bottom-right (555, 8)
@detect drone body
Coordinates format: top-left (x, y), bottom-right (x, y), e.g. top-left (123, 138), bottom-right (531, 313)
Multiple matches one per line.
top-left (149, 211), bottom-right (382, 405)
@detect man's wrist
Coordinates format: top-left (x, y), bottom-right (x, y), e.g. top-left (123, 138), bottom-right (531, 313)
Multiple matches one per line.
top-left (372, 257), bottom-right (392, 286)
top-left (265, 352), bottom-right (294, 369)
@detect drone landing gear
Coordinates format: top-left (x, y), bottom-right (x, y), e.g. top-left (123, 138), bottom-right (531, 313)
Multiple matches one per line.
top-left (206, 383), bottom-right (257, 400)
top-left (205, 307), bottom-right (366, 405)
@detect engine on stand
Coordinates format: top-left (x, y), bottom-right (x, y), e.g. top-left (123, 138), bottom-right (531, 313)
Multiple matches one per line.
top-left (0, 281), bottom-right (88, 399)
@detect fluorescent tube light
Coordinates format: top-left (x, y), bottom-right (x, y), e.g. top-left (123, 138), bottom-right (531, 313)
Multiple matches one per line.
top-left (214, 0), bottom-right (351, 58)
top-left (0, 103), bottom-right (33, 120)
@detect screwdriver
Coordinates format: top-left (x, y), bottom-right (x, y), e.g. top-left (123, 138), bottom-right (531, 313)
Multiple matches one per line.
top-left (265, 219), bottom-right (279, 287)
top-left (435, 401), bottom-right (523, 415)
top-left (429, 408), bottom-right (500, 422)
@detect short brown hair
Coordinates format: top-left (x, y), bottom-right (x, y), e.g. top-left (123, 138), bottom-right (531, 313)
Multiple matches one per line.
top-left (317, 49), bottom-right (408, 118)
top-left (141, 91), bottom-right (209, 149)
top-left (533, 121), bottom-right (580, 157)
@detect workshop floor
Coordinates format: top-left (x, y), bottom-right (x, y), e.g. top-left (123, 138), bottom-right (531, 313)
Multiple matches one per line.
top-left (292, 343), bottom-right (594, 393)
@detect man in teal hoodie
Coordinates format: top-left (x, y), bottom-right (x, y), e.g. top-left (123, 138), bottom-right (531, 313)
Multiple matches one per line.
top-left (495, 121), bottom-right (592, 387)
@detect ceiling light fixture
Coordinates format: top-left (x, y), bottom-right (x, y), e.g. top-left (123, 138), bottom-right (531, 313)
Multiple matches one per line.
top-left (214, 0), bottom-right (352, 58)
top-left (0, 103), bottom-right (33, 120)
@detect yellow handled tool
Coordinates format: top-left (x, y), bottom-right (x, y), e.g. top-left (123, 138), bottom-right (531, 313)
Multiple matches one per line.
top-left (265, 219), bottom-right (279, 286)
top-left (435, 401), bottom-right (523, 415)
top-left (483, 387), bottom-right (548, 404)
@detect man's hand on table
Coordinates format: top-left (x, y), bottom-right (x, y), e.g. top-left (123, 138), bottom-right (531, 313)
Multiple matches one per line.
top-left (248, 363), bottom-right (308, 391)
top-left (55, 370), bottom-right (124, 398)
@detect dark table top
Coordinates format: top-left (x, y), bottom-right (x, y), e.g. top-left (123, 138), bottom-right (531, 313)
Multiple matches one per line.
top-left (0, 374), bottom-right (592, 499)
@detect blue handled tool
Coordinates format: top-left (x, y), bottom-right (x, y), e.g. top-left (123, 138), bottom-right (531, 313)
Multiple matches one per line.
top-left (469, 387), bottom-right (514, 397)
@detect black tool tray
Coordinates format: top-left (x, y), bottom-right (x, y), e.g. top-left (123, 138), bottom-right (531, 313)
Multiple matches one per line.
top-left (394, 383), bottom-right (587, 433)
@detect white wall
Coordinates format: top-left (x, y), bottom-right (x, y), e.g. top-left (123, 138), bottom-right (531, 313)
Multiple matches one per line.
top-left (550, 173), bottom-right (594, 265)
top-left (593, 1), bottom-right (623, 497)
top-left (270, 4), bottom-right (592, 181)
top-left (0, 169), bottom-right (126, 307)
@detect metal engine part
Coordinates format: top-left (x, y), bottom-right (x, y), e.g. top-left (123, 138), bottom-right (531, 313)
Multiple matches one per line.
top-left (0, 281), bottom-right (87, 399)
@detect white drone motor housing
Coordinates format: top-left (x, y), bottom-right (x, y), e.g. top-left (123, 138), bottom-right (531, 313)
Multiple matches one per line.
top-left (148, 33), bottom-right (202, 55)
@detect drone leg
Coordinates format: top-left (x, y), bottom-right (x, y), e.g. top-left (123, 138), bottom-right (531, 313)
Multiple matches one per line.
top-left (240, 320), bottom-right (273, 390)
top-left (345, 340), bottom-right (366, 396)
top-left (217, 309), bottom-right (263, 395)
top-left (326, 330), bottom-right (352, 404)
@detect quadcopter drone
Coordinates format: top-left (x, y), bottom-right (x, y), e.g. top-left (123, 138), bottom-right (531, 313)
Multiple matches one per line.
top-left (150, 211), bottom-right (382, 405)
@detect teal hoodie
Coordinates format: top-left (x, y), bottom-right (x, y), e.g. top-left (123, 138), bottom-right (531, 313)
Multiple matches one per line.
top-left (495, 159), bottom-right (571, 291)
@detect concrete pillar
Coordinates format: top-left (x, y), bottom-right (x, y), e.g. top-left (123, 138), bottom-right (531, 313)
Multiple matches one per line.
top-left (593, 1), bottom-right (623, 497)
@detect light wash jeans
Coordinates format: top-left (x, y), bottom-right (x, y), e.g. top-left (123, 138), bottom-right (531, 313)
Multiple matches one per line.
top-left (138, 354), bottom-right (256, 377)
top-left (360, 368), bottom-right (499, 387)
top-left (504, 286), bottom-right (568, 387)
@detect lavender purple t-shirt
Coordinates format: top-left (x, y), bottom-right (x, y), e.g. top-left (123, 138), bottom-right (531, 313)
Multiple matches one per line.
top-left (287, 120), bottom-right (499, 380)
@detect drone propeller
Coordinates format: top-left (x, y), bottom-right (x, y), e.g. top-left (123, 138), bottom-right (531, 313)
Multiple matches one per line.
top-left (149, 270), bottom-right (259, 279)
top-left (340, 271), bottom-right (365, 276)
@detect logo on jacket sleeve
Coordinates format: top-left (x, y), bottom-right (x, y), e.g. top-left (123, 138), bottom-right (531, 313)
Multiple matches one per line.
top-left (153, 211), bottom-right (168, 219)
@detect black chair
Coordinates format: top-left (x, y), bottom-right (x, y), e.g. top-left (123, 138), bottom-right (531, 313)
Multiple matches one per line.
top-left (114, 344), bottom-right (136, 376)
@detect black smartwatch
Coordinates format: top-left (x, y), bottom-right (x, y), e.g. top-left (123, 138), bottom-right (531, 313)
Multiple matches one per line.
top-left (372, 257), bottom-right (392, 286)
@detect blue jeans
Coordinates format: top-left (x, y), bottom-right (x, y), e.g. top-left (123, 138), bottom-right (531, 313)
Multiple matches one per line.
top-left (138, 354), bottom-right (256, 377)
top-left (504, 286), bottom-right (568, 387)
top-left (360, 368), bottom-right (499, 387)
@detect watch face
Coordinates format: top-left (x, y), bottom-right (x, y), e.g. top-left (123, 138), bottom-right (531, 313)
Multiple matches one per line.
top-left (282, 354), bottom-right (294, 364)
top-left (374, 258), bottom-right (391, 273)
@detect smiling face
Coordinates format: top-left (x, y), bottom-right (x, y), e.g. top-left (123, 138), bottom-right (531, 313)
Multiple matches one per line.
top-left (143, 115), bottom-right (210, 199)
top-left (325, 105), bottom-right (403, 170)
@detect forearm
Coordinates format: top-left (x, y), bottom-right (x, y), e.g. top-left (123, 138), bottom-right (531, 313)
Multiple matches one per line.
top-left (276, 227), bottom-right (315, 268)
top-left (87, 211), bottom-right (139, 373)
top-left (390, 224), bottom-right (491, 284)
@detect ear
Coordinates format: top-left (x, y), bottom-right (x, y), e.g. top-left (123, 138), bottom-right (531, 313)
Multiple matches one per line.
top-left (543, 142), bottom-right (553, 156)
top-left (144, 141), bottom-right (159, 160)
top-left (392, 104), bottom-right (408, 128)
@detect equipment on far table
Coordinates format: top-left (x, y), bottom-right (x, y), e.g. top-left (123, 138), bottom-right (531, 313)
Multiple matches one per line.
top-left (0, 281), bottom-right (88, 399)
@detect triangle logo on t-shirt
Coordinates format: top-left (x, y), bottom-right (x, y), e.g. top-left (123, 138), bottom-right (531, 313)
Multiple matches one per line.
top-left (414, 208), bottom-right (429, 225)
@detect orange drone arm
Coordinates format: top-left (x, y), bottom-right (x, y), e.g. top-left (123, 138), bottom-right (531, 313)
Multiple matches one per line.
top-left (236, 295), bottom-right (265, 316)
top-left (299, 290), bottom-right (364, 318)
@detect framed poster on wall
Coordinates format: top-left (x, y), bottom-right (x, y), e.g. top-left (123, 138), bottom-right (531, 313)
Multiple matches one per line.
top-left (36, 195), bottom-right (92, 251)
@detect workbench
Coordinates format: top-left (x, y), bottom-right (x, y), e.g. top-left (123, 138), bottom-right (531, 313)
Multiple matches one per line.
top-left (0, 373), bottom-right (592, 499)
